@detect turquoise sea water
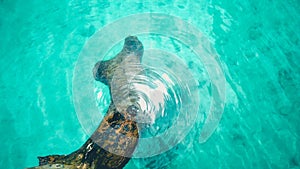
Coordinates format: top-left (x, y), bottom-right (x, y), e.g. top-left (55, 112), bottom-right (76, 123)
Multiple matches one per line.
top-left (0, 0), bottom-right (300, 169)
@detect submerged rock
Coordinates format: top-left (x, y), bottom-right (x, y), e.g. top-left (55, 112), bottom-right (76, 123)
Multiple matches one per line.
top-left (29, 36), bottom-right (144, 169)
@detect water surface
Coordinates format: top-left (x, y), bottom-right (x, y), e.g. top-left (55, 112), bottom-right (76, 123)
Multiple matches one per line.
top-left (0, 0), bottom-right (299, 168)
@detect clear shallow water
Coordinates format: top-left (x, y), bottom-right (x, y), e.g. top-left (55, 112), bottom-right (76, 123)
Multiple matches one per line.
top-left (0, 0), bottom-right (299, 169)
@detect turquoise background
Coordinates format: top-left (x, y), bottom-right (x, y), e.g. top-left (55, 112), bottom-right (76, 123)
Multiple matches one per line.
top-left (0, 0), bottom-right (299, 168)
